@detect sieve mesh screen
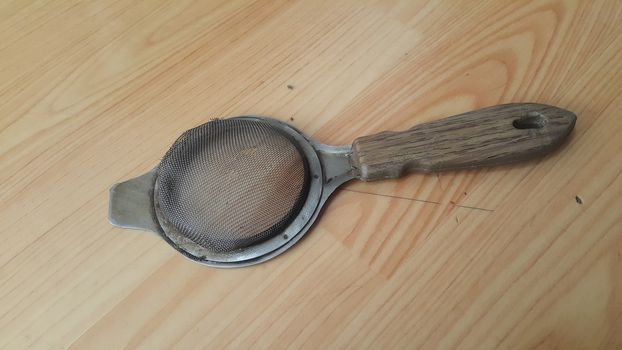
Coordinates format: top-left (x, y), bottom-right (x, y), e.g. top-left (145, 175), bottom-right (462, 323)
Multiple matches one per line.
top-left (155, 118), bottom-right (309, 253)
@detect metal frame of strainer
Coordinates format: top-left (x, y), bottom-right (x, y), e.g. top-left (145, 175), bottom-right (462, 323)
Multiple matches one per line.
top-left (109, 116), bottom-right (354, 268)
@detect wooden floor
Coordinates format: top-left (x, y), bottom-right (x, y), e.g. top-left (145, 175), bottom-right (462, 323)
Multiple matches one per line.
top-left (1, 1), bottom-right (621, 349)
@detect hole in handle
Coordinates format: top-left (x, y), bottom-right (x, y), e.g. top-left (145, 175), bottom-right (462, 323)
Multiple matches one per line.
top-left (513, 113), bottom-right (547, 129)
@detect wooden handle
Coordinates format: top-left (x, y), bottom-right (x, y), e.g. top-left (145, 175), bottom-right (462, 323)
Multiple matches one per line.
top-left (351, 103), bottom-right (576, 181)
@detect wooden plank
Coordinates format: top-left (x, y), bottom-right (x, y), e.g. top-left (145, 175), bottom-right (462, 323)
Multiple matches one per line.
top-left (0, 0), bottom-right (621, 349)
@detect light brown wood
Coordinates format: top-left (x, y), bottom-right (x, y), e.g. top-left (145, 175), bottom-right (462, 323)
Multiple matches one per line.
top-left (352, 103), bottom-right (576, 180)
top-left (1, 1), bottom-right (621, 349)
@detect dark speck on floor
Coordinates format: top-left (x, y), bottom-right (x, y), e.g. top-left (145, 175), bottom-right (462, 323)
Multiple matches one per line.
top-left (287, 84), bottom-right (294, 90)
top-left (575, 195), bottom-right (583, 205)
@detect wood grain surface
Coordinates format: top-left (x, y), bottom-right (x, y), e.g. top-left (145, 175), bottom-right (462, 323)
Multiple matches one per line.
top-left (1, 0), bottom-right (621, 349)
top-left (352, 103), bottom-right (576, 180)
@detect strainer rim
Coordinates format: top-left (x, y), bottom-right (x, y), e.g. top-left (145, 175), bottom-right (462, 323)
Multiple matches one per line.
top-left (153, 116), bottom-right (324, 267)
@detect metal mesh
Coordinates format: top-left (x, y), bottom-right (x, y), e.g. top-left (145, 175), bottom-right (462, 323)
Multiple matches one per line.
top-left (155, 118), bottom-right (309, 253)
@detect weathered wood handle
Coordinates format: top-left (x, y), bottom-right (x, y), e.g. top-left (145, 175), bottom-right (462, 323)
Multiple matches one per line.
top-left (351, 103), bottom-right (576, 181)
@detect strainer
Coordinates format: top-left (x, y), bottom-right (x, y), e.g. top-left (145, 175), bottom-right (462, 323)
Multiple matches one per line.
top-left (109, 103), bottom-right (576, 267)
